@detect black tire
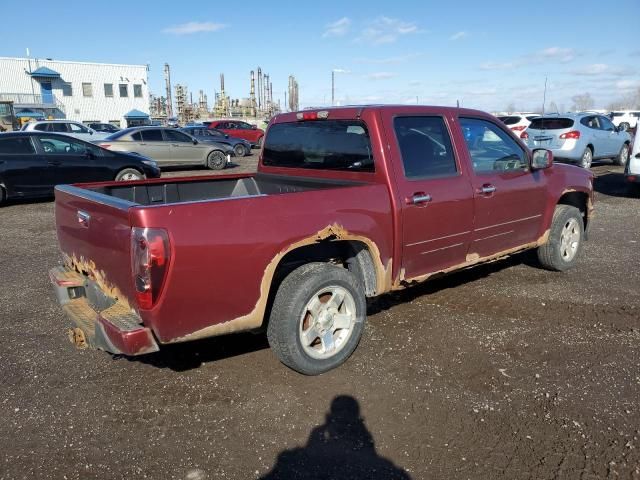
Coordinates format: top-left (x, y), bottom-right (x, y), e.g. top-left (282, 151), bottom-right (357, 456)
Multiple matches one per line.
top-left (233, 144), bottom-right (247, 157)
top-left (619, 122), bottom-right (630, 131)
top-left (255, 136), bottom-right (264, 148)
top-left (537, 205), bottom-right (584, 272)
top-left (579, 147), bottom-right (593, 169)
top-left (207, 150), bottom-right (227, 170)
top-left (613, 143), bottom-right (629, 166)
top-left (115, 168), bottom-right (144, 182)
top-left (267, 262), bottom-right (366, 375)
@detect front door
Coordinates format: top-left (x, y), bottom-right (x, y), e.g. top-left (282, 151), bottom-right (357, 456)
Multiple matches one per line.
top-left (163, 129), bottom-right (203, 165)
top-left (35, 135), bottom-right (104, 184)
top-left (383, 112), bottom-right (475, 280)
top-left (457, 117), bottom-right (548, 258)
top-left (40, 81), bottom-right (53, 104)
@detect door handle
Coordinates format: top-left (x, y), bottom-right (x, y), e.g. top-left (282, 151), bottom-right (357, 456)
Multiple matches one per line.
top-left (47, 160), bottom-right (61, 166)
top-left (406, 193), bottom-right (432, 205)
top-left (478, 185), bottom-right (496, 194)
top-left (171, 143), bottom-right (180, 147)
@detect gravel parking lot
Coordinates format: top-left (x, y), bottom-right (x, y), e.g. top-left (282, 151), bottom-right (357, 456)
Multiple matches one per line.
top-left (1, 155), bottom-right (639, 479)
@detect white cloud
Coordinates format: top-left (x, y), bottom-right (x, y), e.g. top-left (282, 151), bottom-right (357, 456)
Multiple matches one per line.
top-left (450, 31), bottom-right (468, 41)
top-left (616, 79), bottom-right (640, 90)
top-left (355, 53), bottom-right (423, 64)
top-left (162, 21), bottom-right (226, 35)
top-left (569, 64), bottom-right (635, 76)
top-left (480, 62), bottom-right (515, 71)
top-left (537, 47), bottom-right (576, 63)
top-left (323, 17), bottom-right (351, 37)
top-left (358, 16), bottom-right (421, 45)
top-left (365, 72), bottom-right (397, 80)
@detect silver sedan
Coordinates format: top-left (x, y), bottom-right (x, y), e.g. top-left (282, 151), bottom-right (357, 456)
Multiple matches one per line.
top-left (94, 127), bottom-right (232, 170)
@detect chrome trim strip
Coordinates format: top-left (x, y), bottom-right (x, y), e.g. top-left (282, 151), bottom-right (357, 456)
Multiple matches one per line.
top-left (420, 242), bottom-right (465, 255)
top-left (475, 214), bottom-right (541, 232)
top-left (406, 230), bottom-right (471, 247)
top-left (473, 230), bottom-right (514, 242)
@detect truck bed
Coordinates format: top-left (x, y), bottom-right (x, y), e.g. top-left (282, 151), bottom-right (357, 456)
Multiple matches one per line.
top-left (88, 173), bottom-right (362, 206)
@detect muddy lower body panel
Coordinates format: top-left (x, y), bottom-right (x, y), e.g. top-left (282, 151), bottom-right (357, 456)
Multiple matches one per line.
top-left (49, 266), bottom-right (159, 356)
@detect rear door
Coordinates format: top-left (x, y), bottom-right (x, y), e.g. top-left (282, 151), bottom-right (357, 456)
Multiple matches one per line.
top-left (163, 129), bottom-right (203, 165)
top-left (383, 112), bottom-right (475, 279)
top-left (457, 117), bottom-right (547, 257)
top-left (0, 135), bottom-right (50, 196)
top-left (134, 129), bottom-right (170, 163)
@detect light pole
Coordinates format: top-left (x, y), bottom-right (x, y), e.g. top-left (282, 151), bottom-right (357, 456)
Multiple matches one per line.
top-left (331, 69), bottom-right (347, 106)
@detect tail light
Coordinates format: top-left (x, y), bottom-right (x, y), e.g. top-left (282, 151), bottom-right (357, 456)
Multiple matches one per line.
top-left (520, 131), bottom-right (529, 139)
top-left (560, 130), bottom-right (581, 139)
top-left (511, 125), bottom-right (526, 131)
top-left (100, 144), bottom-right (111, 150)
top-left (296, 110), bottom-right (329, 121)
top-left (131, 227), bottom-right (171, 310)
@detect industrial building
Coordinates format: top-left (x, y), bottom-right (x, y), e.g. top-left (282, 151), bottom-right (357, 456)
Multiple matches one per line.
top-left (0, 56), bottom-right (151, 127)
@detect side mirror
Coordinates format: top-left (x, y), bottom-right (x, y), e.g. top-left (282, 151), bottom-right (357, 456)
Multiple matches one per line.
top-left (635, 152), bottom-right (640, 159)
top-left (192, 138), bottom-right (198, 145)
top-left (89, 130), bottom-right (94, 135)
top-left (531, 149), bottom-right (553, 170)
top-left (84, 149), bottom-right (95, 158)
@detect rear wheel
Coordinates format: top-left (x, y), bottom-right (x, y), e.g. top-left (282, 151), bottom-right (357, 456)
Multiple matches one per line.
top-left (613, 143), bottom-right (629, 166)
top-left (537, 205), bottom-right (584, 271)
top-left (115, 168), bottom-right (144, 181)
top-left (267, 262), bottom-right (366, 375)
top-left (233, 144), bottom-right (247, 157)
top-left (207, 150), bottom-right (227, 170)
top-left (579, 147), bottom-right (593, 169)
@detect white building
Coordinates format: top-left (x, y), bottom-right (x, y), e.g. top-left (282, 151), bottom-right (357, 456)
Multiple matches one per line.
top-left (0, 57), bottom-right (150, 127)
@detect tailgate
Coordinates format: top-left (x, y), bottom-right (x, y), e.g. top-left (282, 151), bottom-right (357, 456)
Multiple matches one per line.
top-left (54, 185), bottom-right (136, 307)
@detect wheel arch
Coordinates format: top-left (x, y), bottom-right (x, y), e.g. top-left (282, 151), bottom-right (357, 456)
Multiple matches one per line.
top-left (557, 190), bottom-right (590, 236)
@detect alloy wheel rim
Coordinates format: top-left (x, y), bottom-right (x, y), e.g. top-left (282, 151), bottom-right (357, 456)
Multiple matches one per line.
top-left (120, 172), bottom-right (140, 181)
top-left (298, 285), bottom-right (356, 360)
top-left (560, 218), bottom-right (580, 261)
top-left (621, 147), bottom-right (629, 165)
top-left (582, 150), bottom-right (592, 168)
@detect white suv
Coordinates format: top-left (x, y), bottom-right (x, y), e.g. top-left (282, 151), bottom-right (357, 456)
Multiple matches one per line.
top-left (497, 113), bottom-right (540, 133)
top-left (609, 111), bottom-right (640, 131)
top-left (21, 120), bottom-right (109, 141)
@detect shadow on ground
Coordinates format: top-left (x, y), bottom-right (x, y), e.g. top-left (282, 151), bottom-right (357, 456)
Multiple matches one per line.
top-left (260, 395), bottom-right (411, 480)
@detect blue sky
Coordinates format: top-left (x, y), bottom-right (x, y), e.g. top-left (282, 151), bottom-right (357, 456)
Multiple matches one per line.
top-left (3, 0), bottom-right (639, 112)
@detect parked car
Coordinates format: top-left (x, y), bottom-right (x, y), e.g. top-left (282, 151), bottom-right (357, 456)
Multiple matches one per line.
top-left (208, 120), bottom-right (265, 147)
top-left (93, 126), bottom-right (232, 170)
top-left (609, 111), bottom-right (640, 131)
top-left (88, 122), bottom-right (120, 134)
top-left (626, 130), bottom-right (640, 194)
top-left (0, 131), bottom-right (160, 205)
top-left (180, 126), bottom-right (252, 157)
top-left (49, 105), bottom-right (593, 375)
top-left (521, 113), bottom-right (631, 168)
top-left (21, 120), bottom-right (110, 141)
top-left (497, 113), bottom-right (539, 133)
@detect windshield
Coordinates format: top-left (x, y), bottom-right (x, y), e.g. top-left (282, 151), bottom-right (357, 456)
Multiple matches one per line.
top-left (263, 120), bottom-right (374, 172)
top-left (528, 118), bottom-right (574, 130)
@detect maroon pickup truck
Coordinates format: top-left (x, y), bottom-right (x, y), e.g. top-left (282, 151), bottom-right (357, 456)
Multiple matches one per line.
top-left (49, 106), bottom-right (594, 375)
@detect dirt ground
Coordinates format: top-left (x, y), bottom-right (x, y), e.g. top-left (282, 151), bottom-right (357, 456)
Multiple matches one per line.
top-left (1, 155), bottom-right (639, 479)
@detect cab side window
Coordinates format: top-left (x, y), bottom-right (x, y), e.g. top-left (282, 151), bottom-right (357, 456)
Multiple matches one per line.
top-left (460, 118), bottom-right (528, 173)
top-left (141, 129), bottom-right (163, 142)
top-left (394, 116), bottom-right (457, 179)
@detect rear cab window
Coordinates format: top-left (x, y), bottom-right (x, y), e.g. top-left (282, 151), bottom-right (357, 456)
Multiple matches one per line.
top-left (528, 118), bottom-right (574, 130)
top-left (263, 120), bottom-right (374, 172)
top-left (393, 116), bottom-right (457, 179)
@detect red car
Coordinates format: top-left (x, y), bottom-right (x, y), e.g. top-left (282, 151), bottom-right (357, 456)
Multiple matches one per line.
top-left (50, 105), bottom-right (593, 375)
top-left (208, 120), bottom-right (264, 147)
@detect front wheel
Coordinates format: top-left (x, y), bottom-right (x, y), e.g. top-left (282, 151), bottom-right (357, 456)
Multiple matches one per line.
top-left (233, 144), bottom-right (247, 157)
top-left (613, 143), bottom-right (629, 166)
top-left (115, 168), bottom-right (144, 181)
top-left (267, 262), bottom-right (366, 375)
top-left (537, 205), bottom-right (584, 271)
top-left (207, 150), bottom-right (227, 170)
top-left (255, 136), bottom-right (264, 148)
top-left (619, 122), bottom-right (630, 132)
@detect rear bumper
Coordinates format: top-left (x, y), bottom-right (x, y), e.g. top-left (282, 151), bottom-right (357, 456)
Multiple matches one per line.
top-left (49, 266), bottom-right (159, 356)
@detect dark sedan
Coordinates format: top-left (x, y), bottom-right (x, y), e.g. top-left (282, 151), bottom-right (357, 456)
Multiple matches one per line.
top-left (0, 132), bottom-right (160, 205)
top-left (180, 126), bottom-right (252, 157)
